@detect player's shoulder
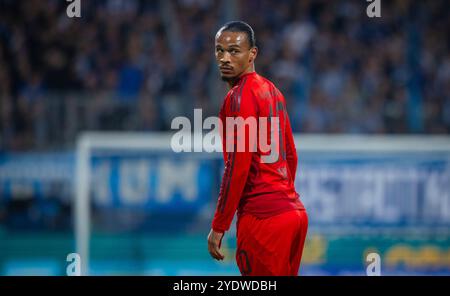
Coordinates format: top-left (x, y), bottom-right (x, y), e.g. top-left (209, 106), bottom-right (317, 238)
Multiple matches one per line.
top-left (235, 72), bottom-right (267, 93)
top-left (247, 73), bottom-right (284, 101)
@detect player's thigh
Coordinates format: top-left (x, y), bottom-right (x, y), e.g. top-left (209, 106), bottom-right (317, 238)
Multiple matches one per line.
top-left (235, 214), bottom-right (274, 275)
top-left (289, 210), bottom-right (309, 274)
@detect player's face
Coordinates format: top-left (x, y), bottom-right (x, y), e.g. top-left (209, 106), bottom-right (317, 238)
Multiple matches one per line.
top-left (215, 31), bottom-right (256, 82)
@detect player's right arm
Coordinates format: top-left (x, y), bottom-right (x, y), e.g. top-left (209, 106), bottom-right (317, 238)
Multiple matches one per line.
top-left (211, 84), bottom-right (257, 233)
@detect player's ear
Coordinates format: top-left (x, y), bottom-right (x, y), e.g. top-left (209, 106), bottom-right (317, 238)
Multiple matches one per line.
top-left (249, 47), bottom-right (258, 63)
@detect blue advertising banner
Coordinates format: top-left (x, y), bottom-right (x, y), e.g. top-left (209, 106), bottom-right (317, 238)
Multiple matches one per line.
top-left (297, 152), bottom-right (450, 227)
top-left (89, 154), bottom-right (216, 212)
top-left (0, 150), bottom-right (449, 226)
top-left (0, 152), bottom-right (73, 201)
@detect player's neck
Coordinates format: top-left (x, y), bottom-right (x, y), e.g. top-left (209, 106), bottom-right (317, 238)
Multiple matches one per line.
top-left (228, 65), bottom-right (255, 88)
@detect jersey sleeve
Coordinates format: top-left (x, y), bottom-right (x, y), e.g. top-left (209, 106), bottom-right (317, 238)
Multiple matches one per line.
top-left (211, 84), bottom-right (258, 233)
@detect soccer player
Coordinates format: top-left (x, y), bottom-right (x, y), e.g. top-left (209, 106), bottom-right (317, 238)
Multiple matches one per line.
top-left (207, 21), bottom-right (308, 276)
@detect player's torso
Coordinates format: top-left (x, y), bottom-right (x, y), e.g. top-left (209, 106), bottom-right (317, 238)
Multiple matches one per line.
top-left (220, 73), bottom-right (298, 202)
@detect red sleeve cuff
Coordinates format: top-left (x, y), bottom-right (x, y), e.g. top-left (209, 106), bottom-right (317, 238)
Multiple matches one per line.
top-left (212, 224), bottom-right (226, 234)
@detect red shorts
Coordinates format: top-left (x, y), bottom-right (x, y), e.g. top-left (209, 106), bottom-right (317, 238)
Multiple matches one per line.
top-left (236, 209), bottom-right (308, 276)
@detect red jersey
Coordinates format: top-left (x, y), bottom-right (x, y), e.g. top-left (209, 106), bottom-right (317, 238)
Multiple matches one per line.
top-left (212, 71), bottom-right (305, 233)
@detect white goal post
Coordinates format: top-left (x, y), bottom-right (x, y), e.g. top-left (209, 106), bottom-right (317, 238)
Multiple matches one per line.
top-left (74, 132), bottom-right (450, 275)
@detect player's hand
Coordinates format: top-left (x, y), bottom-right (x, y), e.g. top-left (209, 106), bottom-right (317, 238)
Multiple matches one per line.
top-left (207, 229), bottom-right (225, 261)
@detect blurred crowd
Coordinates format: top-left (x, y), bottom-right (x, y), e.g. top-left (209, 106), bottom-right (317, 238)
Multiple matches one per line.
top-left (0, 0), bottom-right (449, 151)
top-left (241, 0), bottom-right (449, 134)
